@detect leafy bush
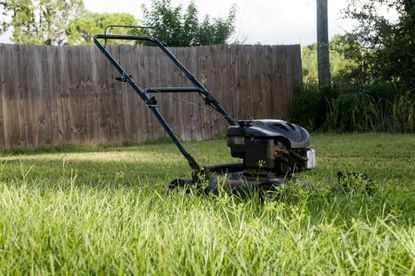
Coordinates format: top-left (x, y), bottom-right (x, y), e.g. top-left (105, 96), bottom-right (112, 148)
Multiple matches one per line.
top-left (290, 82), bottom-right (338, 130)
top-left (296, 0), bottom-right (415, 133)
top-left (141, 0), bottom-right (236, 46)
top-left (302, 36), bottom-right (356, 84)
top-left (341, 0), bottom-right (415, 89)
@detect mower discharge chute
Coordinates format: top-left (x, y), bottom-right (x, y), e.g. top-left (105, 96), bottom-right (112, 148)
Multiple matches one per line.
top-left (93, 28), bottom-right (316, 194)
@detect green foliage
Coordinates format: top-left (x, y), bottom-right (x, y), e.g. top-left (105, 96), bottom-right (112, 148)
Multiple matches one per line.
top-left (0, 135), bottom-right (414, 273)
top-left (0, 0), bottom-right (84, 45)
top-left (301, 44), bottom-right (318, 83)
top-left (301, 0), bottom-right (415, 132)
top-left (340, 0), bottom-right (415, 88)
top-left (290, 82), bottom-right (338, 130)
top-left (141, 0), bottom-right (236, 46)
top-left (66, 12), bottom-right (140, 45)
top-left (302, 36), bottom-right (356, 83)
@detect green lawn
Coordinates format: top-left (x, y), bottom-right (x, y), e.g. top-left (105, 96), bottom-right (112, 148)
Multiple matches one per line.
top-left (0, 133), bottom-right (414, 274)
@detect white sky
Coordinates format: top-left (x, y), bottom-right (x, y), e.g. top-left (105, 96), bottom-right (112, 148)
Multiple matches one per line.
top-left (0, 0), bottom-right (352, 45)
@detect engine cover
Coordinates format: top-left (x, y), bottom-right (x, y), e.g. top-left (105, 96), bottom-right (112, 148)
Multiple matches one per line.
top-left (226, 120), bottom-right (315, 176)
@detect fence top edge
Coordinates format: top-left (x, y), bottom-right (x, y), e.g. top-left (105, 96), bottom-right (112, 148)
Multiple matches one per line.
top-left (0, 42), bottom-right (302, 50)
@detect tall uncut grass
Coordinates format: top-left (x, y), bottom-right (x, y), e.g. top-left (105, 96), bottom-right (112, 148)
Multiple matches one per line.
top-left (325, 90), bottom-right (415, 132)
top-left (291, 82), bottom-right (415, 133)
top-left (0, 134), bottom-right (414, 274)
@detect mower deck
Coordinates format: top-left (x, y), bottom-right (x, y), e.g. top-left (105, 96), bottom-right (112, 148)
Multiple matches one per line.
top-left (170, 162), bottom-right (292, 195)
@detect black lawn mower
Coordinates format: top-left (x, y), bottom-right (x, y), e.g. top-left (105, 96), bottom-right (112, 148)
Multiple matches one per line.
top-left (93, 26), bottom-right (316, 194)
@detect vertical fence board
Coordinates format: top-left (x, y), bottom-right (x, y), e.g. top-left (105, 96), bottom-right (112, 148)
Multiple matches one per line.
top-left (0, 44), bottom-right (5, 148)
top-left (136, 46), bottom-right (148, 143)
top-left (51, 46), bottom-right (64, 144)
top-left (198, 46), bottom-right (212, 140)
top-left (77, 46), bottom-right (88, 144)
top-left (229, 45), bottom-right (239, 121)
top-left (42, 46), bottom-right (53, 144)
top-left (292, 45), bottom-right (303, 102)
top-left (2, 45), bottom-right (12, 148)
top-left (90, 47), bottom-right (101, 145)
top-left (13, 46), bottom-right (24, 147)
top-left (172, 48), bottom-right (186, 141)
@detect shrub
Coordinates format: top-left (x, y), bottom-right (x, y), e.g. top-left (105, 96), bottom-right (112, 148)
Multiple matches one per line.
top-left (290, 82), bottom-right (338, 130)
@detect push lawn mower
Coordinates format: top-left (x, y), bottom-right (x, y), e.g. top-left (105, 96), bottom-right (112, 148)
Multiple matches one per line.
top-left (93, 26), bottom-right (316, 194)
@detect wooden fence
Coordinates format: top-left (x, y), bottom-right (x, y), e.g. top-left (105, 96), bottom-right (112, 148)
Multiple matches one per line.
top-left (0, 43), bottom-right (302, 149)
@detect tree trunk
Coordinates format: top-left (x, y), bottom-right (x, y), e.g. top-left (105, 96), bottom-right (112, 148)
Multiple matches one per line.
top-left (317, 0), bottom-right (330, 85)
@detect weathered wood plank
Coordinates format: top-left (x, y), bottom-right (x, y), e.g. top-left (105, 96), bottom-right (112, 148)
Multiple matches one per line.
top-left (77, 45), bottom-right (90, 144)
top-left (229, 45), bottom-right (239, 121)
top-left (27, 45), bottom-right (43, 147)
top-left (51, 46), bottom-right (65, 144)
top-left (42, 46), bottom-right (54, 144)
top-left (83, 46), bottom-right (96, 144)
top-left (291, 44), bottom-right (303, 103)
top-left (0, 44), bottom-right (6, 148)
top-left (111, 45), bottom-right (126, 143)
top-left (13, 45), bottom-right (24, 147)
top-left (91, 46), bottom-right (104, 145)
top-left (187, 46), bottom-right (200, 141)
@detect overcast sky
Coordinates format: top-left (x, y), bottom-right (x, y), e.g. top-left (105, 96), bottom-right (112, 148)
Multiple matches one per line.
top-left (0, 0), bottom-right (352, 45)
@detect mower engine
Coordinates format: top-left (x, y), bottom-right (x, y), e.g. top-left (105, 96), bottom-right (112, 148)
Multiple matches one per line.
top-left (201, 119), bottom-right (315, 194)
top-left (227, 120), bottom-right (316, 177)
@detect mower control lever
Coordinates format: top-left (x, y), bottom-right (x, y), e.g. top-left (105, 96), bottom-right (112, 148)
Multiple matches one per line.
top-left (115, 75), bottom-right (132, 82)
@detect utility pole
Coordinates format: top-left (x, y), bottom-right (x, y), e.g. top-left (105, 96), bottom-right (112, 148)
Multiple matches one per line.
top-left (317, 0), bottom-right (330, 85)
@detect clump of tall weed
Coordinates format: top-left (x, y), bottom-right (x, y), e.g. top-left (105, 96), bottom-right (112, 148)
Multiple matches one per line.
top-left (292, 82), bottom-right (414, 132)
top-left (324, 88), bottom-right (414, 132)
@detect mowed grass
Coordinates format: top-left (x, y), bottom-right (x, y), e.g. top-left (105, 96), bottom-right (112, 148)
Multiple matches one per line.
top-left (0, 133), bottom-right (414, 274)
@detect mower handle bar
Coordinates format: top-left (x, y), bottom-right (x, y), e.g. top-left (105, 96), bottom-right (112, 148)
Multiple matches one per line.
top-left (103, 25), bottom-right (154, 47)
top-left (94, 34), bottom-right (234, 125)
top-left (93, 33), bottom-right (236, 172)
